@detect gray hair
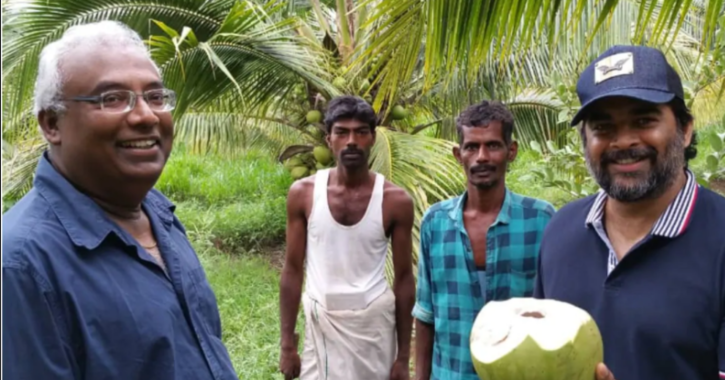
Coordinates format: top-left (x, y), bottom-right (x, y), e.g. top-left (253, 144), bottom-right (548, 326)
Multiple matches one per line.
top-left (33, 20), bottom-right (160, 118)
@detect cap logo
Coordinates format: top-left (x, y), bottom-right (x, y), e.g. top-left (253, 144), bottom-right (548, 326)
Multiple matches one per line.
top-left (594, 52), bottom-right (633, 84)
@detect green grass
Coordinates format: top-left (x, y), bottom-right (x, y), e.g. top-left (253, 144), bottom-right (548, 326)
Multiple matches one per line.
top-left (157, 146), bottom-right (292, 205)
top-left (175, 197), bottom-right (287, 251)
top-left (160, 146), bottom-right (293, 252)
top-left (195, 247), bottom-right (292, 380)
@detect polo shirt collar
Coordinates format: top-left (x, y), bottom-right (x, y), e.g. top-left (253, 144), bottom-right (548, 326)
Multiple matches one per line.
top-left (34, 151), bottom-right (176, 250)
top-left (448, 188), bottom-right (513, 226)
top-left (585, 168), bottom-right (699, 238)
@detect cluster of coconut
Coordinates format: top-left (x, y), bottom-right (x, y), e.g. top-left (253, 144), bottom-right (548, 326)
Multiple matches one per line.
top-left (281, 101), bottom-right (409, 181)
top-left (283, 146), bottom-right (334, 180)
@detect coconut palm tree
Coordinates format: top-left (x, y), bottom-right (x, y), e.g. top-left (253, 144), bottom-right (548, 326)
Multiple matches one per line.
top-left (3, 0), bottom-right (723, 279)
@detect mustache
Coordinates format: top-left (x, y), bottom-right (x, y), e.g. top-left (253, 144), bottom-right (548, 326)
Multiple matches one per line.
top-left (341, 148), bottom-right (363, 155)
top-left (601, 146), bottom-right (656, 164)
top-left (470, 164), bottom-right (497, 173)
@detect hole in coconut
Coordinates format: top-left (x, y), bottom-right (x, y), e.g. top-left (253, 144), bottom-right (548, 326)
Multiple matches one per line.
top-left (521, 311), bottom-right (545, 318)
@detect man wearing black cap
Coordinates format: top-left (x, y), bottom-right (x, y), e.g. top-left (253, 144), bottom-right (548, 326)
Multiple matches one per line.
top-left (534, 45), bottom-right (725, 380)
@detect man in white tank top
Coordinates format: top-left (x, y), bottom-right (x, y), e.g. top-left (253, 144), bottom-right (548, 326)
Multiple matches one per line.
top-left (279, 96), bottom-right (416, 380)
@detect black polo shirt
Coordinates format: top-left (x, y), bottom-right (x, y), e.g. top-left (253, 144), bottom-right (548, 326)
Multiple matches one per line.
top-left (534, 170), bottom-right (725, 380)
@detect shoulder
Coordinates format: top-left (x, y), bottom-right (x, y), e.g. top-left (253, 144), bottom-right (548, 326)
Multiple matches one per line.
top-left (3, 210), bottom-right (70, 278)
top-left (383, 179), bottom-right (413, 206)
top-left (695, 186), bottom-right (725, 219)
top-left (543, 193), bottom-right (600, 235)
top-left (286, 174), bottom-right (316, 216)
top-left (3, 190), bottom-right (64, 265)
top-left (288, 174), bottom-right (316, 198)
top-left (381, 180), bottom-right (414, 224)
top-left (507, 190), bottom-right (557, 218)
top-left (421, 195), bottom-right (460, 226)
top-left (691, 187), bottom-right (725, 243)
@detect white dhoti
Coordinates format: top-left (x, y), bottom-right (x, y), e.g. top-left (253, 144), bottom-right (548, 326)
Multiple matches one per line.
top-left (300, 288), bottom-right (398, 380)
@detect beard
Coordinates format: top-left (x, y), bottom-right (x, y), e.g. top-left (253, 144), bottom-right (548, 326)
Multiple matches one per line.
top-left (585, 132), bottom-right (685, 202)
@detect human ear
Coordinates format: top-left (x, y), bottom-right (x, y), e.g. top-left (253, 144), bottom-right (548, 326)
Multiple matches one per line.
top-left (38, 109), bottom-right (62, 145)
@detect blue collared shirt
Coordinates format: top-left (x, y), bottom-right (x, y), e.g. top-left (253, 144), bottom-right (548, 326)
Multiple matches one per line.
top-left (2, 153), bottom-right (238, 380)
top-left (413, 189), bottom-right (556, 379)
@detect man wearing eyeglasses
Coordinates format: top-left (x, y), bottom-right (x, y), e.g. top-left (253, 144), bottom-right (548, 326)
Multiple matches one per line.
top-left (2, 21), bottom-right (238, 380)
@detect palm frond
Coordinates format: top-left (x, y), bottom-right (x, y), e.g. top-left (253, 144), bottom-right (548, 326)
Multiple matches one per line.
top-left (505, 88), bottom-right (568, 151)
top-left (1, 137), bottom-right (47, 200)
top-left (368, 128), bottom-right (465, 280)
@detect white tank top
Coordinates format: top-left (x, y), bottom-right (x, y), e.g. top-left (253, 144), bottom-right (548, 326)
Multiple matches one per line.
top-left (304, 168), bottom-right (389, 311)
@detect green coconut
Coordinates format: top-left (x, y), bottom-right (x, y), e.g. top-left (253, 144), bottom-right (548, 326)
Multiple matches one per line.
top-left (470, 297), bottom-right (603, 380)
top-left (315, 162), bottom-right (326, 170)
top-left (333, 76), bottom-right (347, 88)
top-left (306, 110), bottom-right (322, 124)
top-left (284, 157), bottom-right (303, 170)
top-left (311, 127), bottom-right (325, 139)
top-left (313, 146), bottom-right (333, 165)
top-left (293, 84), bottom-right (306, 97)
top-left (290, 166), bottom-right (310, 180)
top-left (391, 105), bottom-right (408, 120)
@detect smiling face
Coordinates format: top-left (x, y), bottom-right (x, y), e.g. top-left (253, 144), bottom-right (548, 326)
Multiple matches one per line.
top-left (582, 96), bottom-right (692, 202)
top-left (39, 45), bottom-right (174, 203)
top-left (326, 118), bottom-right (375, 169)
top-left (453, 121), bottom-right (517, 190)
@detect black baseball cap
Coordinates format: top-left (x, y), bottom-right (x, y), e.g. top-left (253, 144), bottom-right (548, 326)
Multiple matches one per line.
top-left (571, 45), bottom-right (685, 126)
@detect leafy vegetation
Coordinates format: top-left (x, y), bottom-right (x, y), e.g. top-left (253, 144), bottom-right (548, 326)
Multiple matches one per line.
top-left (4, 0), bottom-right (724, 283)
top-left (159, 146), bottom-right (292, 251)
top-left (698, 116), bottom-right (725, 184)
top-left (2, 1), bottom-right (725, 377)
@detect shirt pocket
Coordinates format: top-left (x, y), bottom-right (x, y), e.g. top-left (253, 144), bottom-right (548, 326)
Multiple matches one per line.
top-left (508, 269), bottom-right (537, 297)
top-left (187, 267), bottom-right (223, 338)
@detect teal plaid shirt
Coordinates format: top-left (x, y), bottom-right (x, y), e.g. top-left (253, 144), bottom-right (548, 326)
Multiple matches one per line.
top-left (412, 189), bottom-right (555, 379)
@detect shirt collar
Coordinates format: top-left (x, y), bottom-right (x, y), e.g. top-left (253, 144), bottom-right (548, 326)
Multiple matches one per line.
top-left (34, 151), bottom-right (176, 250)
top-left (585, 168), bottom-right (699, 238)
top-left (448, 188), bottom-right (513, 226)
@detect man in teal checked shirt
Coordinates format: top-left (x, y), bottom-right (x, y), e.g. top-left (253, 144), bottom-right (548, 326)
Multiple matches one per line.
top-left (413, 100), bottom-right (556, 380)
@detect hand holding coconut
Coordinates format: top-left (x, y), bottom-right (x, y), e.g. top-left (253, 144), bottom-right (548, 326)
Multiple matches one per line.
top-left (595, 363), bottom-right (616, 380)
top-left (470, 297), bottom-right (606, 380)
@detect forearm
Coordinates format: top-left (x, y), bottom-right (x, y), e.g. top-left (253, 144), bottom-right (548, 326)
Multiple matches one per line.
top-left (279, 267), bottom-right (304, 350)
top-left (393, 271), bottom-right (415, 361)
top-left (414, 319), bottom-right (434, 380)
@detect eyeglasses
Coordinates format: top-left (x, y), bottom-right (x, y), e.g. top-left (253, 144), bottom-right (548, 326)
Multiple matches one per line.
top-left (68, 89), bottom-right (176, 113)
